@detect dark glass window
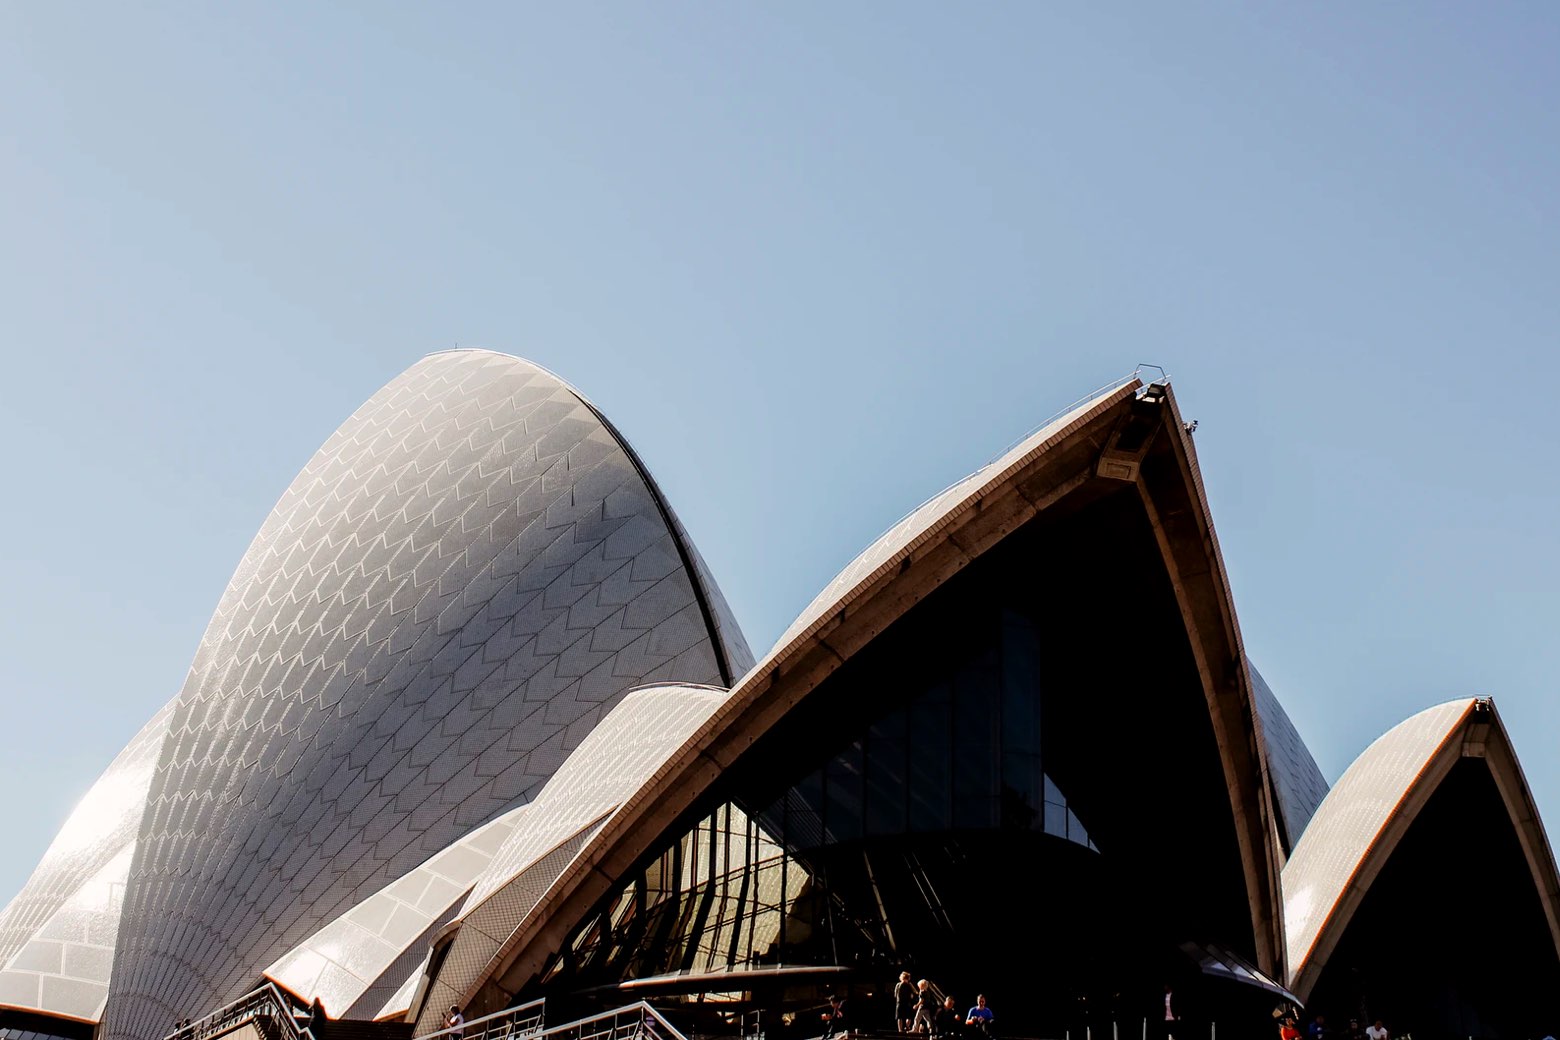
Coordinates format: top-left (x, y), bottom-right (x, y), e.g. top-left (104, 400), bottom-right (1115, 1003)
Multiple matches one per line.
top-left (540, 596), bottom-right (1104, 993)
top-left (907, 680), bottom-right (952, 832)
top-left (533, 486), bottom-right (1257, 1032)
top-left (864, 712), bottom-right (909, 835)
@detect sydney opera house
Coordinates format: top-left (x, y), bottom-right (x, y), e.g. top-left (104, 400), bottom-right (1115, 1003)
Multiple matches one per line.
top-left (1, 352), bottom-right (1556, 1040)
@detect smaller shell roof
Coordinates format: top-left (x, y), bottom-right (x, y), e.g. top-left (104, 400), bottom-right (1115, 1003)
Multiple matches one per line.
top-left (0, 702), bottom-right (174, 1025)
top-left (461, 683), bottom-right (731, 914)
top-left (0, 847), bottom-right (133, 1022)
top-left (413, 683), bottom-right (732, 1033)
top-left (0, 702), bottom-right (172, 975)
top-left (375, 960), bottom-right (427, 1021)
top-left (1281, 698), bottom-right (1475, 983)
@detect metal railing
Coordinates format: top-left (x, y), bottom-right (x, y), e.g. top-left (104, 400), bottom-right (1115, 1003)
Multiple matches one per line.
top-left (416, 1001), bottom-right (684, 1040)
top-left (164, 981), bottom-right (316, 1040)
top-left (416, 999), bottom-right (547, 1040)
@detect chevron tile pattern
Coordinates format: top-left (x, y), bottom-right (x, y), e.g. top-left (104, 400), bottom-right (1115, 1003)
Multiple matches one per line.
top-left (263, 805), bottom-right (527, 1019)
top-left (0, 350), bottom-right (754, 1040)
top-left (410, 683), bottom-right (728, 1032)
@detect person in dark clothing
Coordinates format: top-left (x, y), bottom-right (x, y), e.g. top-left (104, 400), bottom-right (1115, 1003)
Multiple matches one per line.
top-left (895, 972), bottom-right (916, 1033)
top-left (821, 995), bottom-right (847, 1039)
top-left (935, 996), bottom-right (961, 1040)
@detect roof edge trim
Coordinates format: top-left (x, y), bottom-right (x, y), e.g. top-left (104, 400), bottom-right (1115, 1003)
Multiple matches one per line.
top-left (577, 399), bottom-right (744, 686)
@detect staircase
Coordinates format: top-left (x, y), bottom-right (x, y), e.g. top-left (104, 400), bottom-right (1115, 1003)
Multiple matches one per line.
top-left (163, 983), bottom-right (316, 1040)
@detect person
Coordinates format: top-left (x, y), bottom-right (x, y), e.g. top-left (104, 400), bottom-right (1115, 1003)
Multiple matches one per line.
top-left (913, 980), bottom-right (938, 1035)
top-left (935, 996), bottom-right (960, 1040)
top-left (965, 995), bottom-right (994, 1036)
top-left (447, 1006), bottom-right (465, 1039)
top-left (1308, 1017), bottom-right (1326, 1040)
top-left (1161, 985), bottom-right (1179, 1040)
top-left (1365, 1021), bottom-right (1388, 1040)
top-left (896, 972), bottom-right (917, 1034)
top-left (821, 994), bottom-right (847, 1039)
top-left (1280, 1018), bottom-right (1301, 1040)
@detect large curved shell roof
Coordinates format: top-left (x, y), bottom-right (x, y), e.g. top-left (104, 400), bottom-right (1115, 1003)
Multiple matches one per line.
top-left (51, 350), bottom-right (752, 1040)
top-left (430, 375), bottom-right (1290, 1006)
top-left (1281, 697), bottom-right (1560, 999)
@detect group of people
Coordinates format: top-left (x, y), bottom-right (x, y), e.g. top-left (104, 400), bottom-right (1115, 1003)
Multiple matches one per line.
top-left (1277, 1013), bottom-right (1392, 1040)
top-left (890, 972), bottom-right (994, 1039)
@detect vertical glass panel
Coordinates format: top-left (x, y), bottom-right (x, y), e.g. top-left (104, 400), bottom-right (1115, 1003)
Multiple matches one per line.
top-left (747, 850), bottom-right (785, 961)
top-left (1038, 773), bottom-right (1098, 851)
top-left (1001, 751), bottom-right (1042, 829)
top-left (1066, 808), bottom-right (1091, 847)
top-left (908, 681), bottom-right (952, 831)
top-left (1044, 800), bottom-right (1067, 837)
top-left (865, 710), bottom-right (910, 835)
top-left (1001, 609), bottom-right (1045, 823)
top-left (953, 644), bottom-right (1001, 828)
top-left (825, 740), bottom-right (865, 842)
top-left (787, 772), bottom-right (825, 849)
top-left (701, 807), bottom-right (739, 971)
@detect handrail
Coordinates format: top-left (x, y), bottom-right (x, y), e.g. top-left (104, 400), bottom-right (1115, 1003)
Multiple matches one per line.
top-left (163, 981), bottom-right (316, 1040)
top-left (415, 1000), bottom-right (685, 1040)
top-left (416, 997), bottom-right (546, 1040)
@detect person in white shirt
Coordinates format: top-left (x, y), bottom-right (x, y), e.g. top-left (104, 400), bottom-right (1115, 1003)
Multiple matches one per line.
top-left (1365, 1021), bottom-right (1388, 1040)
top-left (446, 1006), bottom-right (465, 1039)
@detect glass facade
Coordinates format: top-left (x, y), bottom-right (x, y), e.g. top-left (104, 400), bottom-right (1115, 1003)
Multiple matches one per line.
top-left (763, 606), bottom-right (1095, 851)
top-left (547, 608), bottom-right (1100, 987)
top-left (533, 487), bottom-right (1257, 1030)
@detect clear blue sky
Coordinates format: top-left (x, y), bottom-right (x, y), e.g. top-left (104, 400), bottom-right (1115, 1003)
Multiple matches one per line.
top-left (2, 3), bottom-right (1558, 906)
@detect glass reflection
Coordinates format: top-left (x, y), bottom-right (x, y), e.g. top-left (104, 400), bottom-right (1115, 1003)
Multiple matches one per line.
top-left (542, 602), bottom-right (1098, 990)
